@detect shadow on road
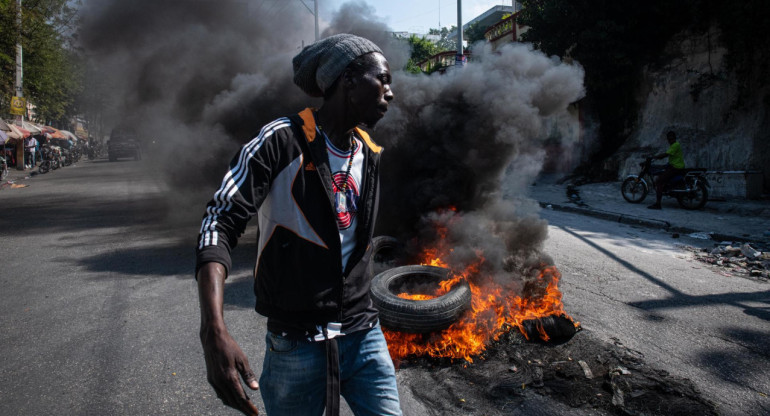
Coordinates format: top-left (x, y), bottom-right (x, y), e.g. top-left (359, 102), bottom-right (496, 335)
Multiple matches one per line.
top-left (558, 224), bottom-right (770, 402)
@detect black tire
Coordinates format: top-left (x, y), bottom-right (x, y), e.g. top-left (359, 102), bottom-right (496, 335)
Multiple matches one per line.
top-left (368, 236), bottom-right (404, 278)
top-left (677, 180), bottom-right (708, 210)
top-left (370, 265), bottom-right (472, 333)
top-left (621, 177), bottom-right (648, 203)
top-left (38, 161), bottom-right (50, 174)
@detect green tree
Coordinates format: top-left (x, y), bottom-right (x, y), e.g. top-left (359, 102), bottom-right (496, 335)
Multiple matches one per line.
top-left (429, 26), bottom-right (457, 51)
top-left (464, 21), bottom-right (488, 45)
top-left (0, 0), bottom-right (82, 125)
top-left (405, 34), bottom-right (439, 74)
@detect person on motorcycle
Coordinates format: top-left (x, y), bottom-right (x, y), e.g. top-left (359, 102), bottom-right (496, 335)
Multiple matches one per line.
top-left (647, 131), bottom-right (685, 209)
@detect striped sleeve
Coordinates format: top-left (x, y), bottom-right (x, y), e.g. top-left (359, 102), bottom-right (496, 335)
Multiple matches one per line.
top-left (195, 117), bottom-right (292, 276)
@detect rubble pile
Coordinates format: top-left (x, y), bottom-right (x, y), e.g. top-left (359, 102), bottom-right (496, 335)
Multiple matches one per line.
top-left (399, 330), bottom-right (717, 415)
top-left (685, 242), bottom-right (770, 280)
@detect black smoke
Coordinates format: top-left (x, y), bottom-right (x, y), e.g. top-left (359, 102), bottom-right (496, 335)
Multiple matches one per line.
top-left (78, 1), bottom-right (584, 285)
top-left (375, 43), bottom-right (584, 283)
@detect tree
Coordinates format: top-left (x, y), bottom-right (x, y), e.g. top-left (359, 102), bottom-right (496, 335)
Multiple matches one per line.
top-left (464, 21), bottom-right (487, 45)
top-left (430, 26), bottom-right (457, 51)
top-left (0, 0), bottom-right (82, 125)
top-left (405, 34), bottom-right (440, 74)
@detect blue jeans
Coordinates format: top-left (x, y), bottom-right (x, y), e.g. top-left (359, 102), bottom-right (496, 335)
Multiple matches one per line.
top-left (259, 324), bottom-right (402, 416)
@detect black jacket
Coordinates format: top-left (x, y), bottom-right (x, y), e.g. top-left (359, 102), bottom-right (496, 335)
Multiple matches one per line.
top-left (196, 108), bottom-right (382, 335)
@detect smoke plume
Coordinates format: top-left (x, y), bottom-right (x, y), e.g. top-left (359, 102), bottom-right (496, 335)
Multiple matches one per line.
top-left (78, 1), bottom-right (584, 285)
top-left (376, 42), bottom-right (584, 284)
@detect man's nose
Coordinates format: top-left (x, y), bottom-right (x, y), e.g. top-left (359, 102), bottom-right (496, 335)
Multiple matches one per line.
top-left (384, 85), bottom-right (394, 101)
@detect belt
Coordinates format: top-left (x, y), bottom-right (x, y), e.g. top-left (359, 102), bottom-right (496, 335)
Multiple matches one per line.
top-left (323, 326), bottom-right (340, 416)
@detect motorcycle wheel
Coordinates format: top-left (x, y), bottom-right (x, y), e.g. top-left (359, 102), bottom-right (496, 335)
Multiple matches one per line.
top-left (677, 180), bottom-right (708, 210)
top-left (38, 161), bottom-right (50, 174)
top-left (621, 177), bottom-right (648, 203)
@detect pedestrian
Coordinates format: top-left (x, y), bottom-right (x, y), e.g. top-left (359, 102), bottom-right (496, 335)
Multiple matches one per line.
top-left (24, 135), bottom-right (37, 168)
top-left (195, 34), bottom-right (398, 416)
top-left (34, 136), bottom-right (40, 166)
top-left (648, 131), bottom-right (685, 210)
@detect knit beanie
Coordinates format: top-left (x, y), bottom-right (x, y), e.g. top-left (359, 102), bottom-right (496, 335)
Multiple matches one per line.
top-left (293, 34), bottom-right (383, 97)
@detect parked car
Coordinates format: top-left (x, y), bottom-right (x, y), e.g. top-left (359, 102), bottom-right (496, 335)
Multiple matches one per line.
top-left (108, 127), bottom-right (141, 162)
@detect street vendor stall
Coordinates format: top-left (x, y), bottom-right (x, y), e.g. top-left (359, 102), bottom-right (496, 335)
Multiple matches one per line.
top-left (2, 120), bottom-right (30, 168)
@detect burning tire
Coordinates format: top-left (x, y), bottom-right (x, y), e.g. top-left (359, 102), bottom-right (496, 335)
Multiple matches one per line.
top-left (367, 235), bottom-right (404, 278)
top-left (370, 265), bottom-right (472, 333)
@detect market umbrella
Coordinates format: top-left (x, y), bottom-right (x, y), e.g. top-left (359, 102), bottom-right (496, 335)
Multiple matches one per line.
top-left (43, 126), bottom-right (67, 139)
top-left (8, 123), bottom-right (30, 139)
top-left (21, 121), bottom-right (43, 135)
top-left (60, 130), bottom-right (78, 141)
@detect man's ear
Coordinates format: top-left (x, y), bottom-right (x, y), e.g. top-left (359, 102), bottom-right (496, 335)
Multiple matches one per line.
top-left (342, 68), bottom-right (357, 90)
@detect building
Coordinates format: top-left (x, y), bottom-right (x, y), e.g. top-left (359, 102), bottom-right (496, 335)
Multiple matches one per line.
top-left (446, 4), bottom-right (518, 43)
top-left (484, 11), bottom-right (529, 50)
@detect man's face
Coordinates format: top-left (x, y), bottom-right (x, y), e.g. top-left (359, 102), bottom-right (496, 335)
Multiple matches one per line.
top-left (348, 53), bottom-right (394, 128)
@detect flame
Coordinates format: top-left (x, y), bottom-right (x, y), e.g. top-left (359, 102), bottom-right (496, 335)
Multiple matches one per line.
top-left (383, 212), bottom-right (578, 363)
top-left (398, 293), bottom-right (436, 301)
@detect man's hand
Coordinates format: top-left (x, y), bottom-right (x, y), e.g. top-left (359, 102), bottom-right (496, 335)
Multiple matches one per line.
top-left (201, 326), bottom-right (260, 415)
top-left (197, 262), bottom-right (259, 415)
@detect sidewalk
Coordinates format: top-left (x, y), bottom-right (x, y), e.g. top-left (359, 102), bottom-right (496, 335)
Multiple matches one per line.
top-left (2, 166), bottom-right (45, 186)
top-left (528, 175), bottom-right (770, 245)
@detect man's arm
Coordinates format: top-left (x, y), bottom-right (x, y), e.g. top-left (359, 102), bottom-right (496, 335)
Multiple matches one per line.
top-left (197, 262), bottom-right (259, 416)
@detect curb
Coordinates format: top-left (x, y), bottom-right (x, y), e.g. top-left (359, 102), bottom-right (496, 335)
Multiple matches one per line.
top-left (538, 201), bottom-right (761, 244)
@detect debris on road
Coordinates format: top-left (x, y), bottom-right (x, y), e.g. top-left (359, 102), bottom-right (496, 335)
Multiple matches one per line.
top-left (682, 242), bottom-right (769, 281)
top-left (399, 331), bottom-right (718, 415)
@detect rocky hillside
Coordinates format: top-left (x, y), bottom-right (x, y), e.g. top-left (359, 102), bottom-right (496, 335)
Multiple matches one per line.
top-left (608, 28), bottom-right (769, 197)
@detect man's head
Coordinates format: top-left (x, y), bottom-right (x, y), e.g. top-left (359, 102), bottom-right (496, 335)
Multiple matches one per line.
top-left (293, 34), bottom-right (393, 127)
top-left (666, 131), bottom-right (676, 144)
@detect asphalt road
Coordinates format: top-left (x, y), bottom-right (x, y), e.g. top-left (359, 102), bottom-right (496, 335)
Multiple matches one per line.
top-left (1, 159), bottom-right (767, 415)
top-left (541, 209), bottom-right (770, 416)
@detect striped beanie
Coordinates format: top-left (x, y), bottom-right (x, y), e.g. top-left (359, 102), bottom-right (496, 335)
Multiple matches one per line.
top-left (293, 34), bottom-right (383, 97)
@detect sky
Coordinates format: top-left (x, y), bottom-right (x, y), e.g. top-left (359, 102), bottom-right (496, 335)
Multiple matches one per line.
top-left (322, 0), bottom-right (518, 34)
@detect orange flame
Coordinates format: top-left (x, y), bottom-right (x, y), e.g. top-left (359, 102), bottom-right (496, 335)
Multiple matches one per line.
top-left (383, 214), bottom-right (578, 363)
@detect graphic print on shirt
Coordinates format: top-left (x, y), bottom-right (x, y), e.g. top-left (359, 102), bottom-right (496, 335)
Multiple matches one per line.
top-left (332, 170), bottom-right (359, 229)
top-left (325, 136), bottom-right (362, 231)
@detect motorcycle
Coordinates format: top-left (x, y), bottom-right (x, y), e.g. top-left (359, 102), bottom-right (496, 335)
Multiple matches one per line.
top-left (38, 145), bottom-right (61, 174)
top-left (621, 157), bottom-right (710, 210)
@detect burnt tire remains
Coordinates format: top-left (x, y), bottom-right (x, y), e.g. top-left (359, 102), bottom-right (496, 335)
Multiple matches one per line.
top-left (370, 265), bottom-right (472, 333)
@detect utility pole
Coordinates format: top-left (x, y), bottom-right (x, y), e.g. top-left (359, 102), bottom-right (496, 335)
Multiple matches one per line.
top-left (299, 0), bottom-right (319, 41)
top-left (456, 0), bottom-right (465, 67)
top-left (314, 0), bottom-right (319, 41)
top-left (15, 0), bottom-right (25, 170)
top-left (15, 0), bottom-right (23, 112)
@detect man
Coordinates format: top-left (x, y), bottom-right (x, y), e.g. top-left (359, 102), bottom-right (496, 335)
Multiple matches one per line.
top-left (195, 34), bottom-right (399, 416)
top-left (648, 131), bottom-right (685, 210)
top-left (24, 135), bottom-right (38, 168)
